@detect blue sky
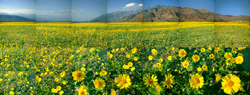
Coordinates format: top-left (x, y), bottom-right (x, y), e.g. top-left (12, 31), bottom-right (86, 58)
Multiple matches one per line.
top-left (72, 0), bottom-right (107, 22)
top-left (36, 0), bottom-right (71, 22)
top-left (107, 0), bottom-right (143, 13)
top-left (215, 0), bottom-right (250, 16)
top-left (179, 0), bottom-right (214, 12)
top-left (143, 0), bottom-right (179, 9)
top-left (0, 0), bottom-right (35, 19)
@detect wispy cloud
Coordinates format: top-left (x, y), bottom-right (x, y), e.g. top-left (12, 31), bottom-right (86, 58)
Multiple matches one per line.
top-left (0, 9), bottom-right (35, 14)
top-left (123, 3), bottom-right (143, 9)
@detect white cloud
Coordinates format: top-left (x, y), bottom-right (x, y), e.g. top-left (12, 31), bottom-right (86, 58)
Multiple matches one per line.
top-left (0, 9), bottom-right (35, 14)
top-left (123, 3), bottom-right (143, 9)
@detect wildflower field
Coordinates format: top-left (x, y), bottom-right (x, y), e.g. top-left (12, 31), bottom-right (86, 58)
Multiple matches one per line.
top-left (0, 22), bottom-right (250, 95)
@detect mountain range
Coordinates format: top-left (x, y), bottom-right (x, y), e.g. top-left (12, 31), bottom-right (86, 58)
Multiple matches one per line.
top-left (91, 4), bottom-right (250, 22)
top-left (0, 13), bottom-right (35, 22)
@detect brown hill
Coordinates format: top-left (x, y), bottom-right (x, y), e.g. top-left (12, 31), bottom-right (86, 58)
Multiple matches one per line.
top-left (121, 5), bottom-right (250, 22)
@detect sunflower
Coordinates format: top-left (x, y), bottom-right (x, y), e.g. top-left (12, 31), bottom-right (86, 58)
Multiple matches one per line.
top-left (189, 73), bottom-right (204, 89)
top-left (128, 62), bottom-right (133, 67)
top-left (215, 73), bottom-right (221, 83)
top-left (132, 47), bottom-right (137, 54)
top-left (167, 56), bottom-right (172, 61)
top-left (159, 58), bottom-right (163, 63)
top-left (144, 73), bottom-right (158, 87)
top-left (237, 53), bottom-right (243, 57)
top-left (224, 52), bottom-right (232, 59)
top-left (214, 47), bottom-right (220, 53)
top-left (99, 70), bottom-right (107, 76)
top-left (182, 60), bottom-right (190, 68)
top-left (226, 58), bottom-right (233, 66)
top-left (93, 78), bottom-right (106, 90)
top-left (192, 55), bottom-right (200, 62)
top-left (221, 74), bottom-right (241, 94)
top-left (151, 49), bottom-right (158, 56)
top-left (148, 55), bottom-right (153, 60)
top-left (78, 85), bottom-right (88, 95)
top-left (126, 54), bottom-right (130, 58)
top-left (197, 67), bottom-right (202, 72)
top-left (201, 48), bottom-right (206, 53)
top-left (111, 89), bottom-right (116, 95)
top-left (232, 48), bottom-right (237, 53)
top-left (202, 65), bottom-right (207, 71)
top-left (178, 49), bottom-right (187, 57)
top-left (116, 74), bottom-right (131, 89)
top-left (156, 63), bottom-right (161, 67)
top-left (235, 56), bottom-right (243, 64)
top-left (72, 71), bottom-right (86, 82)
top-left (209, 54), bottom-right (214, 59)
top-left (155, 85), bottom-right (162, 93)
top-left (163, 74), bottom-right (175, 89)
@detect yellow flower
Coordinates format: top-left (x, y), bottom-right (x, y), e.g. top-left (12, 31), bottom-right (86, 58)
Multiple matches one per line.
top-left (51, 88), bottom-right (58, 93)
top-left (201, 48), bottom-right (205, 52)
top-left (151, 49), bottom-right (158, 56)
top-left (214, 47), bottom-right (220, 53)
top-left (221, 74), bottom-right (241, 94)
top-left (226, 58), bottom-right (233, 66)
top-left (78, 85), bottom-right (88, 95)
top-left (10, 91), bottom-right (14, 95)
top-left (197, 67), bottom-right (202, 72)
top-left (167, 56), bottom-right (172, 61)
top-left (178, 49), bottom-right (187, 57)
top-left (192, 55), bottom-right (200, 62)
top-left (131, 67), bottom-right (135, 71)
top-left (232, 48), bottom-right (237, 53)
top-left (163, 74), bottom-right (175, 89)
top-left (189, 73), bottom-right (204, 89)
top-left (215, 73), bottom-right (221, 83)
top-left (237, 53), bottom-right (243, 57)
top-left (209, 54), bottom-right (214, 59)
top-left (132, 47), bottom-right (137, 54)
top-left (121, 48), bottom-right (125, 51)
top-left (55, 78), bottom-right (59, 82)
top-left (134, 57), bottom-right (138, 61)
top-left (173, 56), bottom-right (177, 59)
top-left (158, 66), bottom-right (163, 71)
top-left (59, 91), bottom-right (64, 95)
top-left (56, 86), bottom-right (62, 91)
top-left (116, 74), bottom-right (131, 89)
top-left (18, 72), bottom-right (23, 76)
top-left (238, 47), bottom-right (246, 51)
top-left (182, 60), bottom-right (190, 68)
top-left (202, 65), bottom-right (207, 71)
top-left (235, 56), bottom-right (243, 64)
top-left (144, 73), bottom-right (158, 87)
top-left (111, 89), bottom-right (116, 95)
top-left (224, 52), bottom-right (232, 59)
top-left (62, 81), bottom-right (67, 85)
top-left (155, 85), bottom-right (162, 93)
top-left (126, 54), bottom-right (130, 58)
top-left (148, 55), bottom-right (153, 60)
top-left (89, 48), bottom-right (95, 52)
top-left (128, 62), bottom-right (133, 67)
top-left (109, 54), bottom-right (113, 59)
top-left (100, 70), bottom-right (107, 76)
top-left (156, 63), bottom-right (161, 67)
top-left (159, 58), bottom-right (163, 63)
top-left (123, 64), bottom-right (129, 69)
top-left (72, 71), bottom-right (86, 82)
top-left (93, 78), bottom-right (106, 90)
top-left (60, 71), bottom-right (66, 77)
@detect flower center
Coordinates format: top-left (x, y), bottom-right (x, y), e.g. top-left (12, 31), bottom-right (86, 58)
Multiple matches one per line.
top-left (194, 57), bottom-right (197, 60)
top-left (180, 51), bottom-right (184, 55)
top-left (80, 90), bottom-right (85, 94)
top-left (194, 79), bottom-right (200, 84)
top-left (184, 63), bottom-right (187, 66)
top-left (227, 55), bottom-right (230, 58)
top-left (237, 59), bottom-right (241, 62)
top-left (97, 82), bottom-right (102, 87)
top-left (76, 72), bottom-right (82, 77)
top-left (227, 81), bottom-right (234, 87)
top-left (165, 80), bottom-right (170, 84)
top-left (149, 79), bottom-right (153, 83)
top-left (121, 79), bottom-right (126, 84)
